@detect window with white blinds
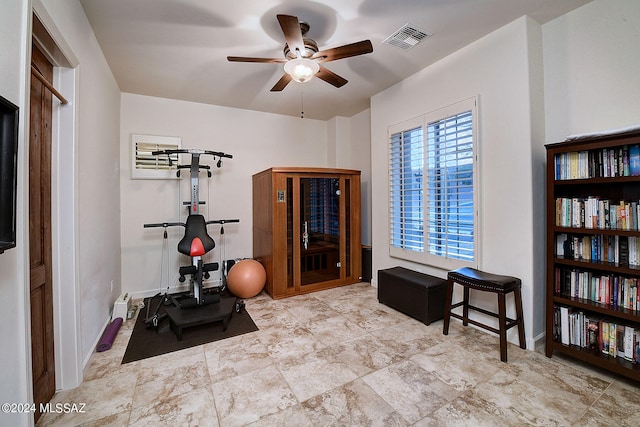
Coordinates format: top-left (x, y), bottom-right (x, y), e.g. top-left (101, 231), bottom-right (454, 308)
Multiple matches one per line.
top-left (389, 97), bottom-right (478, 269)
top-left (389, 125), bottom-right (424, 254)
top-left (131, 134), bottom-right (181, 179)
top-left (426, 110), bottom-right (474, 263)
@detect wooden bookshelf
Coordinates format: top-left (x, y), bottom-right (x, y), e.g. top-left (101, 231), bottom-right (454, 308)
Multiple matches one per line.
top-left (545, 130), bottom-right (640, 381)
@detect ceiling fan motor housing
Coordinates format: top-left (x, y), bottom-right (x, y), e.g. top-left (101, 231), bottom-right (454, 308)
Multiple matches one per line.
top-left (284, 38), bottom-right (318, 59)
top-left (284, 21), bottom-right (318, 59)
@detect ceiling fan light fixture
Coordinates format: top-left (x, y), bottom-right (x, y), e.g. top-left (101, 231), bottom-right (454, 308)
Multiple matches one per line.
top-left (284, 57), bottom-right (319, 83)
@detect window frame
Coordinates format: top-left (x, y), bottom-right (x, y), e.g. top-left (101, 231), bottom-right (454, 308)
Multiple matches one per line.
top-left (388, 97), bottom-right (480, 270)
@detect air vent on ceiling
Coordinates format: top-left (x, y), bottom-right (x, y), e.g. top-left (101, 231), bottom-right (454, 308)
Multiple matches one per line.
top-left (383, 24), bottom-right (432, 50)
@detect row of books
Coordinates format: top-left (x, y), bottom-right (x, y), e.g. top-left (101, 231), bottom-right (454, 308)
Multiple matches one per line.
top-left (553, 305), bottom-right (640, 362)
top-left (555, 197), bottom-right (640, 231)
top-left (554, 266), bottom-right (639, 311)
top-left (555, 233), bottom-right (640, 266)
top-left (554, 144), bottom-right (640, 180)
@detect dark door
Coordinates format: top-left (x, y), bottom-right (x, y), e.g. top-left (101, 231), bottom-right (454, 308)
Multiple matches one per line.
top-left (299, 177), bottom-right (341, 286)
top-left (30, 42), bottom-right (55, 423)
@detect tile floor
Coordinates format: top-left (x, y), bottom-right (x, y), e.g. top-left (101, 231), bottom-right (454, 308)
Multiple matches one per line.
top-left (37, 282), bottom-right (640, 426)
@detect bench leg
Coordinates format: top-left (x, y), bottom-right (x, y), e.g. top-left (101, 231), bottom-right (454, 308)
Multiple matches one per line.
top-left (514, 288), bottom-right (526, 349)
top-left (443, 279), bottom-right (454, 335)
top-left (462, 286), bottom-right (470, 326)
top-left (498, 292), bottom-right (507, 362)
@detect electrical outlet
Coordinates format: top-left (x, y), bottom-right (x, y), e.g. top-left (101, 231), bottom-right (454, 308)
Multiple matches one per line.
top-left (110, 280), bottom-right (114, 293)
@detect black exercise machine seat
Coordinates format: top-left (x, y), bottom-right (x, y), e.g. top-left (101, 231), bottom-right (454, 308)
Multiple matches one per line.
top-left (178, 214), bottom-right (215, 257)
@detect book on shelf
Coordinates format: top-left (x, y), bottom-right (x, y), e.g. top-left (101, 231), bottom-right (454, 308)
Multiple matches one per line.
top-left (554, 266), bottom-right (639, 310)
top-left (553, 304), bottom-right (640, 362)
top-left (555, 196), bottom-right (640, 232)
top-left (554, 144), bottom-right (640, 180)
top-left (554, 233), bottom-right (639, 267)
top-left (630, 145), bottom-right (640, 176)
top-left (588, 317), bottom-right (601, 351)
top-left (560, 306), bottom-right (570, 346)
top-left (624, 325), bottom-right (635, 361)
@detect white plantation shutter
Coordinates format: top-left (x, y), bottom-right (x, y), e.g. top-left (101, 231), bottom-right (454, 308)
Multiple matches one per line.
top-left (426, 110), bottom-right (475, 263)
top-left (131, 134), bottom-right (181, 179)
top-left (389, 124), bottom-right (424, 260)
top-left (388, 98), bottom-right (478, 269)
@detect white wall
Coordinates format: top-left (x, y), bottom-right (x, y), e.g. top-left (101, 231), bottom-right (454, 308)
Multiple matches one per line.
top-left (371, 17), bottom-right (542, 348)
top-left (0, 1), bottom-right (33, 425)
top-left (350, 109), bottom-right (372, 246)
top-left (327, 111), bottom-right (372, 245)
top-left (120, 93), bottom-right (329, 297)
top-left (526, 19), bottom-right (547, 341)
top-left (543, 0), bottom-right (640, 140)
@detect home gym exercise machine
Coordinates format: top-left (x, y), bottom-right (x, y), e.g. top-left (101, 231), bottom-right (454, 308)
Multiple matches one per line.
top-left (143, 148), bottom-right (241, 332)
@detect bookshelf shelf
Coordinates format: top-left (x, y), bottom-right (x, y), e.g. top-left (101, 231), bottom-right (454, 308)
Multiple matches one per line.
top-left (554, 176), bottom-right (640, 186)
top-left (552, 295), bottom-right (640, 322)
top-left (553, 257), bottom-right (640, 275)
top-left (546, 130), bottom-right (640, 381)
top-left (553, 226), bottom-right (640, 237)
top-left (549, 341), bottom-right (640, 381)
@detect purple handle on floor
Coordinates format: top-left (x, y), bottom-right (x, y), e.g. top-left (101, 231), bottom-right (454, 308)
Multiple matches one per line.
top-left (96, 317), bottom-right (123, 352)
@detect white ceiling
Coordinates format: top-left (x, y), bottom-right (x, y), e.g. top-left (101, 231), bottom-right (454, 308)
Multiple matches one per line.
top-left (79, 0), bottom-right (591, 121)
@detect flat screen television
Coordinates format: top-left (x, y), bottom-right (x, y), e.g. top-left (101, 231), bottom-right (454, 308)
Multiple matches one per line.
top-left (0, 95), bottom-right (19, 254)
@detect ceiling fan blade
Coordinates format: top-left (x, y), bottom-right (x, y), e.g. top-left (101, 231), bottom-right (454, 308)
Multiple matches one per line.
top-left (316, 66), bottom-right (348, 88)
top-left (227, 56), bottom-right (286, 63)
top-left (311, 40), bottom-right (373, 63)
top-left (270, 73), bottom-right (293, 92)
top-left (277, 14), bottom-right (305, 56)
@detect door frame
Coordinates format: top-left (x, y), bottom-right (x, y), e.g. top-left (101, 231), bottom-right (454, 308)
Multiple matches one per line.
top-left (31, 5), bottom-right (82, 390)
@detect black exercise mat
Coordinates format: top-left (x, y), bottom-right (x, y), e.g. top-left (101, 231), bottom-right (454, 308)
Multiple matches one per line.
top-left (121, 294), bottom-right (258, 364)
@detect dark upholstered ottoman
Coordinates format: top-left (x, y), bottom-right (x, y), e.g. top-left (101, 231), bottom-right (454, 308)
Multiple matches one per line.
top-left (377, 267), bottom-right (447, 325)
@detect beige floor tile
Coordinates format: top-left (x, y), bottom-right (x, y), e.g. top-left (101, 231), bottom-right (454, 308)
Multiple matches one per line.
top-left (244, 404), bottom-right (314, 426)
top-left (362, 359), bottom-right (459, 424)
top-left (128, 385), bottom-right (219, 426)
top-left (37, 368), bottom-right (137, 426)
top-left (132, 348), bottom-right (210, 409)
top-left (410, 341), bottom-right (502, 391)
top-left (302, 378), bottom-right (409, 426)
top-left (276, 346), bottom-right (360, 401)
top-left (575, 380), bottom-right (640, 426)
top-left (329, 333), bottom-right (406, 377)
top-left (204, 332), bottom-right (272, 383)
top-left (211, 364), bottom-right (297, 426)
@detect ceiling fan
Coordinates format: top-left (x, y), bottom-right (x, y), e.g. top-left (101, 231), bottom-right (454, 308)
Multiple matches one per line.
top-left (227, 14), bottom-right (373, 92)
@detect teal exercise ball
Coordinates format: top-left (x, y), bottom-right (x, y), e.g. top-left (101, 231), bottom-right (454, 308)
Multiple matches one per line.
top-left (227, 259), bottom-right (266, 298)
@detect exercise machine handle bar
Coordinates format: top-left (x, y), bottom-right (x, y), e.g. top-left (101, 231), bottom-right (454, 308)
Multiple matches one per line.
top-left (143, 219), bottom-right (239, 228)
top-left (151, 148), bottom-right (233, 159)
top-left (206, 219), bottom-right (239, 225)
top-left (143, 222), bottom-right (184, 229)
top-left (178, 164), bottom-right (210, 170)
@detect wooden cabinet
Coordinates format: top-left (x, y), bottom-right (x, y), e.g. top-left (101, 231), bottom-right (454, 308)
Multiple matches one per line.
top-left (253, 167), bottom-right (362, 299)
top-left (545, 130), bottom-right (640, 381)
